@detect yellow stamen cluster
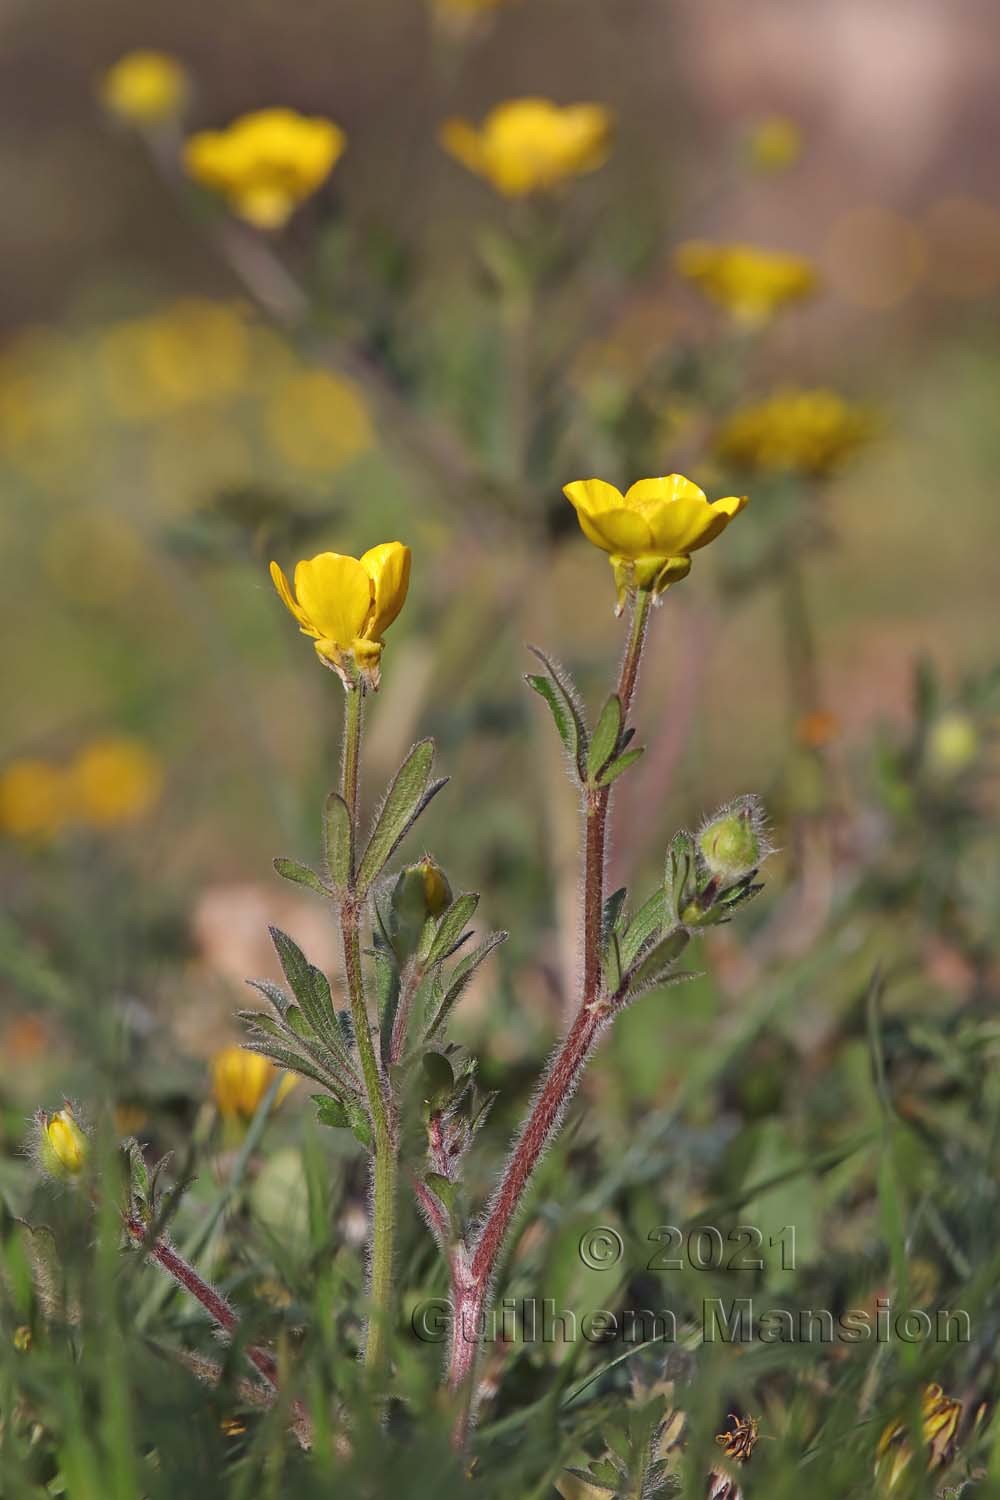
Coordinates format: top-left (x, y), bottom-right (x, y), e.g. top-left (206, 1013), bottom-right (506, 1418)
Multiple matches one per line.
top-left (440, 98), bottom-right (613, 197)
top-left (184, 109), bottom-right (346, 229)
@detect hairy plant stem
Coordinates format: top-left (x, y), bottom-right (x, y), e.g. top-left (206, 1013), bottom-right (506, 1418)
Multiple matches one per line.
top-left (446, 589), bottom-right (653, 1442)
top-left (339, 684), bottom-right (397, 1378)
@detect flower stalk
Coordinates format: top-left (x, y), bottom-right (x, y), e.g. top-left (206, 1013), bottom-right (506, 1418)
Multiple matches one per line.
top-left (445, 588), bottom-right (652, 1437)
top-left (337, 682), bottom-right (398, 1378)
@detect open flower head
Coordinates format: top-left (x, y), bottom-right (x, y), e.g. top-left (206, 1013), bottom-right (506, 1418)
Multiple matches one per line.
top-left (270, 542), bottom-right (411, 688)
top-left (36, 1105), bottom-right (88, 1179)
top-left (184, 109), bottom-right (346, 229)
top-left (100, 50), bottom-right (189, 127)
top-left (716, 387), bottom-right (876, 477)
top-left (675, 240), bottom-right (817, 325)
top-left (564, 474), bottom-right (747, 609)
top-left (875, 1383), bottom-right (962, 1492)
top-left (440, 98), bottom-right (613, 197)
top-left (212, 1045), bottom-right (293, 1122)
top-left (0, 758), bottom-right (69, 840)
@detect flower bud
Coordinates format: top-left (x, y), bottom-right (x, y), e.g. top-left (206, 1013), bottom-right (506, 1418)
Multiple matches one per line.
top-left (698, 796), bottom-right (770, 882)
top-left (391, 858), bottom-right (453, 958)
top-left (37, 1105), bottom-right (88, 1179)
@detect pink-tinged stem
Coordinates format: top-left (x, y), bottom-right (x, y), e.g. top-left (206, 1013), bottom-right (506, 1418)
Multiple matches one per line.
top-left (445, 592), bottom-right (653, 1436)
top-left (124, 1216), bottom-right (278, 1390)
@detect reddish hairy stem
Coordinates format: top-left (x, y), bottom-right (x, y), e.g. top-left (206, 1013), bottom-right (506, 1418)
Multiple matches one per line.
top-left (124, 1216), bottom-right (279, 1389)
top-left (446, 593), bottom-right (653, 1429)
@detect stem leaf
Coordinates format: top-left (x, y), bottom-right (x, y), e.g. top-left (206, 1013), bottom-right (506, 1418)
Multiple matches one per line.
top-left (586, 694), bottom-right (623, 782)
top-left (423, 892), bottom-right (480, 966)
top-left (323, 792), bottom-right (352, 889)
top-left (356, 740), bottom-right (443, 895)
top-left (595, 746), bottom-right (645, 788)
top-left (525, 646), bottom-right (588, 780)
top-left (273, 857), bottom-right (329, 896)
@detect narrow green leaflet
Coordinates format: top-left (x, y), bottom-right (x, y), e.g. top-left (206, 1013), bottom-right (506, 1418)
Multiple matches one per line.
top-left (272, 857), bottom-right (329, 896)
top-left (586, 694), bottom-right (623, 782)
top-left (596, 746), bottom-right (645, 788)
top-left (355, 739), bottom-right (446, 894)
top-left (323, 791), bottom-right (352, 888)
top-left (424, 931), bottom-right (508, 1039)
top-left (525, 646), bottom-right (588, 780)
top-left (619, 889), bottom-right (667, 969)
top-left (268, 926), bottom-right (356, 1073)
top-left (625, 927), bottom-right (690, 996)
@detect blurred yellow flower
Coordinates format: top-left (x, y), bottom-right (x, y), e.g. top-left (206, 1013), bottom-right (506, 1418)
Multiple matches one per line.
top-left (38, 1106), bottom-right (88, 1178)
top-left (875, 1383), bottom-right (961, 1492)
top-left (716, 388), bottom-right (876, 477)
top-left (439, 98), bottom-right (613, 197)
top-left (675, 241), bottom-right (817, 325)
top-left (212, 1045), bottom-right (293, 1121)
top-left (563, 474), bottom-right (746, 608)
top-left (926, 711), bottom-right (979, 778)
top-left (266, 369), bottom-right (373, 472)
top-left (13, 1326), bottom-right (32, 1352)
top-left (99, 301), bottom-right (251, 421)
top-left (746, 115), bottom-right (802, 172)
top-left (99, 50), bottom-right (189, 126)
top-left (270, 543), bottom-right (411, 688)
top-left (71, 737), bottom-right (164, 827)
top-left (0, 758), bottom-right (68, 840)
top-left (184, 109), bottom-right (346, 229)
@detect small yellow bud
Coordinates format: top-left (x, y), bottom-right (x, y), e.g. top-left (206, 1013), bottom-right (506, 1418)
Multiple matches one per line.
top-left (925, 711), bottom-right (978, 779)
top-left (13, 1326), bottom-right (32, 1352)
top-left (212, 1046), bottom-right (279, 1122)
top-left (390, 858), bottom-right (453, 959)
top-left (698, 797), bottom-right (769, 881)
top-left (38, 1106), bottom-right (88, 1178)
top-left (99, 50), bottom-right (189, 127)
top-left (416, 857), bottom-right (452, 917)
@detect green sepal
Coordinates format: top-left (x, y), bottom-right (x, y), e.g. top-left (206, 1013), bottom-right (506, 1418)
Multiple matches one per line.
top-left (323, 792), bottom-right (352, 888)
top-left (422, 892), bottom-right (480, 966)
top-left (587, 694), bottom-right (623, 782)
top-left (421, 1049), bottom-right (455, 1109)
top-left (424, 1172), bottom-right (457, 1211)
top-left (664, 829), bottom-right (697, 921)
top-left (355, 740), bottom-right (447, 895)
top-left (596, 746), bottom-right (645, 788)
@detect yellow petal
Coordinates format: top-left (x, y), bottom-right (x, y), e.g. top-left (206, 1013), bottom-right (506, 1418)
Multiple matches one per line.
top-left (438, 119), bottom-right (486, 176)
top-left (563, 477), bottom-right (626, 518)
top-left (624, 474), bottom-right (707, 509)
top-left (293, 552), bottom-right (373, 644)
top-left (269, 560), bottom-right (313, 631)
top-left (361, 542), bottom-right (411, 638)
top-left (684, 493), bottom-right (748, 554)
top-left (582, 507), bottom-right (655, 556)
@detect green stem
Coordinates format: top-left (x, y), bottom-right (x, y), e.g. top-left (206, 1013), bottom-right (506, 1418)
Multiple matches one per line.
top-left (779, 554), bottom-right (821, 724)
top-left (338, 684), bottom-right (397, 1377)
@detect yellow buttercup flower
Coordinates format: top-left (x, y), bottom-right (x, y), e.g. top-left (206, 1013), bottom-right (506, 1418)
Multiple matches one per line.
top-left (37, 1106), bottom-right (88, 1179)
top-left (184, 109), bottom-right (346, 229)
top-left (716, 388), bottom-right (876, 477)
top-left (265, 369), bottom-right (373, 473)
top-left (563, 475), bottom-right (747, 609)
top-left (71, 737), bottom-right (164, 827)
top-left (875, 1383), bottom-right (962, 1491)
top-left (211, 1045), bottom-right (293, 1122)
top-left (675, 240), bottom-right (817, 325)
top-left (270, 542), bottom-right (411, 689)
top-left (0, 757), bottom-right (68, 840)
top-left (99, 50), bottom-right (189, 127)
top-left (439, 98), bottom-right (613, 197)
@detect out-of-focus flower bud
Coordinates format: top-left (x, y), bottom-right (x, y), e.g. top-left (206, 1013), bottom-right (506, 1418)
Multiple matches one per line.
top-left (37, 1105), bottom-right (88, 1179)
top-left (925, 711), bottom-right (978, 779)
top-left (698, 796), bottom-right (770, 882)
